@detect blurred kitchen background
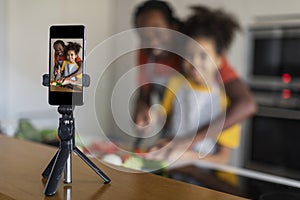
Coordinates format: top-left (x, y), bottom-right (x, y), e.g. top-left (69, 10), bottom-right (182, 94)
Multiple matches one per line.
top-left (2, 0), bottom-right (300, 192)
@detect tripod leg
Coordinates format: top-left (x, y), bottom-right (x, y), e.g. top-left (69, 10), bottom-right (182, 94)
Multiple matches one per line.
top-left (42, 151), bottom-right (59, 178)
top-left (64, 154), bottom-right (72, 184)
top-left (73, 146), bottom-right (111, 184)
top-left (44, 148), bottom-right (70, 196)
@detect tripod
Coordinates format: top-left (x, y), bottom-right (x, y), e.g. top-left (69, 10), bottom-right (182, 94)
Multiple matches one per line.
top-left (42, 105), bottom-right (111, 196)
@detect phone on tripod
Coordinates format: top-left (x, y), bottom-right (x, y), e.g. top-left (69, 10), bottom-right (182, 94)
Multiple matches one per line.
top-left (48, 25), bottom-right (86, 105)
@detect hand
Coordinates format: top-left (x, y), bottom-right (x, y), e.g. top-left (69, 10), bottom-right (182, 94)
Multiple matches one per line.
top-left (61, 78), bottom-right (74, 85)
top-left (145, 138), bottom-right (173, 161)
top-left (145, 137), bottom-right (193, 163)
top-left (135, 103), bottom-right (166, 139)
top-left (57, 77), bottom-right (65, 83)
top-left (148, 138), bottom-right (171, 152)
top-left (54, 68), bottom-right (61, 76)
top-left (135, 101), bottom-right (151, 128)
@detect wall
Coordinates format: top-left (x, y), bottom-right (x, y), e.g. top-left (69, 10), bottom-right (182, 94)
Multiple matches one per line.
top-left (115, 0), bottom-right (300, 77)
top-left (0, 0), bottom-right (7, 121)
top-left (2, 0), bottom-right (116, 141)
top-left (2, 0), bottom-right (300, 144)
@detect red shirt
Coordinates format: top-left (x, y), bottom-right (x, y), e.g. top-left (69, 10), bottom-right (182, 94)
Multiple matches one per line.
top-left (137, 50), bottom-right (181, 85)
top-left (219, 57), bottom-right (238, 83)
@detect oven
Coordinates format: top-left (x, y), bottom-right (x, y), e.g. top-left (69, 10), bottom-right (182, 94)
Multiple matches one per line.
top-left (244, 24), bottom-right (300, 180)
top-left (244, 105), bottom-right (300, 180)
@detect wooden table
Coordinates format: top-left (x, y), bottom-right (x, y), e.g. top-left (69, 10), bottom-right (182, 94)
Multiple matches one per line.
top-left (0, 135), bottom-right (247, 200)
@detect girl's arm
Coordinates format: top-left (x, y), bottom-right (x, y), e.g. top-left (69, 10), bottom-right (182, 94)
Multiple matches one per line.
top-left (194, 78), bottom-right (257, 144)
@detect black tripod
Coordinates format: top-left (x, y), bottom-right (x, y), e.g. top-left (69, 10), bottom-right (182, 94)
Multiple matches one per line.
top-left (42, 105), bottom-right (111, 196)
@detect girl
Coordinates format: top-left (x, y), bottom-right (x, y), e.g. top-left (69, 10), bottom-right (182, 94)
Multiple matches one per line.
top-left (59, 42), bottom-right (83, 85)
top-left (133, 1), bottom-right (256, 148)
top-left (148, 5), bottom-right (245, 165)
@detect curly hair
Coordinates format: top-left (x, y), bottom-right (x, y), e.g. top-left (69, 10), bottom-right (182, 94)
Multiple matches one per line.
top-left (66, 42), bottom-right (82, 55)
top-left (133, 0), bottom-right (181, 28)
top-left (53, 40), bottom-right (65, 48)
top-left (183, 6), bottom-right (240, 55)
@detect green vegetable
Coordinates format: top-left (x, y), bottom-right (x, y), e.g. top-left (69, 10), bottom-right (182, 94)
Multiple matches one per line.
top-left (123, 156), bottom-right (144, 170)
top-left (122, 155), bottom-right (167, 172)
top-left (14, 119), bottom-right (41, 142)
top-left (14, 119), bottom-right (58, 143)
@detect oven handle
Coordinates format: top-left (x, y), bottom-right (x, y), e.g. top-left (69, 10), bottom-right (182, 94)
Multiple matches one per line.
top-left (256, 106), bottom-right (300, 120)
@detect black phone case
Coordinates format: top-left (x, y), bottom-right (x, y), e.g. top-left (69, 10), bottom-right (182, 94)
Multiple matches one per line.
top-left (48, 25), bottom-right (86, 106)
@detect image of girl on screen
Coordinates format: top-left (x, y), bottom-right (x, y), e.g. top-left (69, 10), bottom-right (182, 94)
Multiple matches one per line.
top-left (52, 42), bottom-right (83, 91)
top-left (53, 40), bottom-right (82, 80)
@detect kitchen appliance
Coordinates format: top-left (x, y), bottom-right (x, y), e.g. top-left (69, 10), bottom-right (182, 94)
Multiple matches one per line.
top-left (245, 23), bottom-right (300, 181)
top-left (248, 24), bottom-right (300, 86)
top-left (244, 106), bottom-right (300, 180)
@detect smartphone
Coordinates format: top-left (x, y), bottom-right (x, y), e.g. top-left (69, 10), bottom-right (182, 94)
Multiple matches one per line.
top-left (48, 25), bottom-right (86, 105)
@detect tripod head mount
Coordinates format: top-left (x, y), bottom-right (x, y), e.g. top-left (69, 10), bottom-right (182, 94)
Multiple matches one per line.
top-left (42, 73), bottom-right (90, 107)
top-left (57, 105), bottom-right (74, 141)
top-left (58, 105), bottom-right (73, 116)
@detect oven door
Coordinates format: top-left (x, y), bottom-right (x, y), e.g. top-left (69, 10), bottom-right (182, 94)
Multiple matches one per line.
top-left (244, 106), bottom-right (300, 180)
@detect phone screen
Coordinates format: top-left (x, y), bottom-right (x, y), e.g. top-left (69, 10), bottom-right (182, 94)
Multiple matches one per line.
top-left (48, 25), bottom-right (85, 105)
